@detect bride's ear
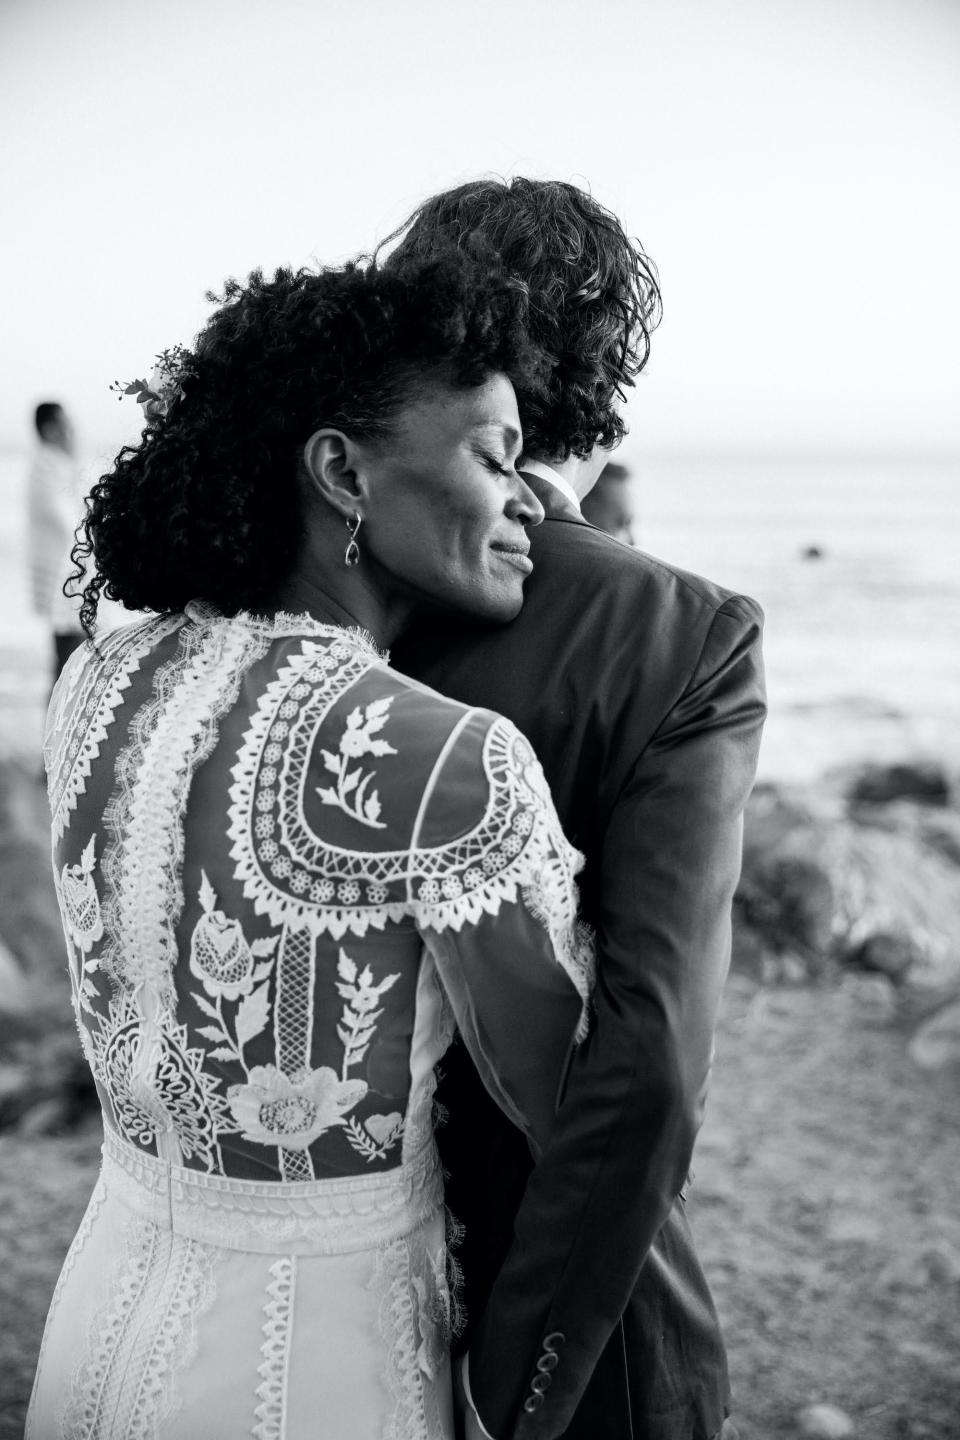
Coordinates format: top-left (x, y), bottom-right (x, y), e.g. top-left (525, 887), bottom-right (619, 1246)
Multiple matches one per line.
top-left (302, 429), bottom-right (368, 518)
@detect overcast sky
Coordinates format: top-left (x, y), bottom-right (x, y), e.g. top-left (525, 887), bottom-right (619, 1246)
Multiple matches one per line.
top-left (2, 0), bottom-right (958, 460)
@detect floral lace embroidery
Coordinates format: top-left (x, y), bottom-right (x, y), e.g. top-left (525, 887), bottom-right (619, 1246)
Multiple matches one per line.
top-left (81, 618), bottom-right (270, 1165)
top-left (253, 1257), bottom-right (296, 1440)
top-left (59, 834), bottom-right (104, 956)
top-left (60, 1212), bottom-right (221, 1440)
top-left (228, 651), bottom-right (590, 995)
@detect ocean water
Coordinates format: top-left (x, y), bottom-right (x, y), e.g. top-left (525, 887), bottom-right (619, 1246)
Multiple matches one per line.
top-left (1, 450), bottom-right (957, 785)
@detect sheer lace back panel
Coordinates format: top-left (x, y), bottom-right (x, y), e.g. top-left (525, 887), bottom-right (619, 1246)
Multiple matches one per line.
top-left (46, 608), bottom-right (589, 1186)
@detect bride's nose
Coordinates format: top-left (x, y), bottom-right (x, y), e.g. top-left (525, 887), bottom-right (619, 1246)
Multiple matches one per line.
top-left (506, 473), bottom-right (545, 528)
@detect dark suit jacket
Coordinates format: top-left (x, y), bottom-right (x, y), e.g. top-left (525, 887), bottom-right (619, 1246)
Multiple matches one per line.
top-left (392, 481), bottom-right (766, 1440)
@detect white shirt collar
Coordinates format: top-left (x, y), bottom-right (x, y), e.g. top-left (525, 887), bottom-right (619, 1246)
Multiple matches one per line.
top-left (518, 458), bottom-right (582, 513)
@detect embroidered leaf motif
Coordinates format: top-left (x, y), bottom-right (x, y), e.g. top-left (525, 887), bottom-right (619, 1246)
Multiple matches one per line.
top-left (250, 935), bottom-right (279, 958)
top-left (363, 793), bottom-right (382, 825)
top-left (198, 870), bottom-right (217, 915)
top-left (194, 993), bottom-right (221, 1022)
top-left (341, 769), bottom-right (360, 795)
top-left (336, 947), bottom-right (399, 1078)
top-left (209, 1046), bottom-right (238, 1063)
top-left (322, 749), bottom-right (340, 775)
top-left (344, 1112), bottom-right (404, 1164)
top-left (316, 786), bottom-right (338, 805)
top-left (235, 979), bottom-right (270, 1050)
top-left (80, 833), bottom-right (97, 872)
top-left (197, 1024), bottom-right (227, 1043)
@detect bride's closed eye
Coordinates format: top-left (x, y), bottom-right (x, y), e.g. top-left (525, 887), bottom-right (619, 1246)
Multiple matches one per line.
top-left (476, 450), bottom-right (514, 479)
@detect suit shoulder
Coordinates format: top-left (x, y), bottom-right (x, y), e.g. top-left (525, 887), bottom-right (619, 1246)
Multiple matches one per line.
top-left (531, 520), bottom-right (763, 624)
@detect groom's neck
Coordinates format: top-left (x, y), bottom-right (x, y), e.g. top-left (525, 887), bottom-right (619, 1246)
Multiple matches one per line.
top-left (526, 448), bottom-right (611, 501)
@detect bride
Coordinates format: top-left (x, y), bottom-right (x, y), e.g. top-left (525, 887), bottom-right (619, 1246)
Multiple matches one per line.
top-left (27, 253), bottom-right (593, 1439)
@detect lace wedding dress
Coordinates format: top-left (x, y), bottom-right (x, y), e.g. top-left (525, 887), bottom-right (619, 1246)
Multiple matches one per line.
top-left (27, 604), bottom-right (592, 1440)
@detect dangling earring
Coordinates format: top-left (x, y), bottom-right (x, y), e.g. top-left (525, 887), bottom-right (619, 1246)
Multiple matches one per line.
top-left (344, 512), bottom-right (362, 567)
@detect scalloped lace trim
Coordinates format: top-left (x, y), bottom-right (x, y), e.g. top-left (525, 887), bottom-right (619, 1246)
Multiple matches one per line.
top-left (46, 616), bottom-right (184, 844)
top-left (253, 1257), bottom-right (296, 1440)
top-left (59, 1214), bottom-right (220, 1440)
top-left (26, 1177), bottom-right (107, 1434)
top-left (375, 1233), bottom-right (445, 1440)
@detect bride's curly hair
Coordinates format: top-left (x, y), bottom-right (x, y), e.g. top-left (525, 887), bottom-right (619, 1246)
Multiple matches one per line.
top-left (381, 178), bottom-right (662, 460)
top-left (72, 254), bottom-right (544, 637)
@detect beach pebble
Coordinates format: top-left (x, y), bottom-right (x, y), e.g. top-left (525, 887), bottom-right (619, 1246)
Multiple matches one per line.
top-left (797, 1402), bottom-right (855, 1438)
top-left (908, 1000), bottom-right (960, 1070)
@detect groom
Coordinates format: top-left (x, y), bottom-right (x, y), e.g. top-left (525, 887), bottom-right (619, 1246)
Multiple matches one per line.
top-left (389, 179), bottom-right (765, 1440)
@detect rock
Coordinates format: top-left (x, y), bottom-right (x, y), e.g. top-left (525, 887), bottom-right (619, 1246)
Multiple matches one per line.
top-left (847, 761), bottom-right (950, 808)
top-left (797, 1402), bottom-right (855, 1438)
top-left (843, 931), bottom-right (923, 983)
top-left (736, 852), bottom-right (834, 959)
top-left (908, 1000), bottom-right (960, 1070)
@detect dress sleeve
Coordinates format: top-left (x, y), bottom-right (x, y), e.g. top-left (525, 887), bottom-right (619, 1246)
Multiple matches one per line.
top-left (407, 710), bottom-right (592, 1154)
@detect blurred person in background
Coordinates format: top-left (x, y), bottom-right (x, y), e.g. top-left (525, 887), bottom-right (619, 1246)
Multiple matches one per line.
top-left (390, 177), bottom-right (766, 1440)
top-left (581, 460), bottom-right (638, 546)
top-left (27, 401), bottom-right (85, 688)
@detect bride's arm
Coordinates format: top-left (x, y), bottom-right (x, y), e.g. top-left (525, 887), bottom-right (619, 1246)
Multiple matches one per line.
top-left (407, 710), bottom-right (591, 1158)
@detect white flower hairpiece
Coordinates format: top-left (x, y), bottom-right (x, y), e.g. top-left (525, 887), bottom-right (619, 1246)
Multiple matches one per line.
top-left (110, 343), bottom-right (192, 422)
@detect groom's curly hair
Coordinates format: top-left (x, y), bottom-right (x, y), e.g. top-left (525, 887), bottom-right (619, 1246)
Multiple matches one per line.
top-left (71, 253), bottom-right (544, 637)
top-left (381, 178), bottom-right (662, 460)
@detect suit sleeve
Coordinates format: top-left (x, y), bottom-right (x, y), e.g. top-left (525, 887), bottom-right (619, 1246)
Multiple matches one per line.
top-left (466, 595), bottom-right (766, 1440)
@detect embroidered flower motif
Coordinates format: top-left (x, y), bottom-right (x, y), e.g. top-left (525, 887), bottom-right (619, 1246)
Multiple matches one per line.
top-left (60, 833), bottom-right (104, 955)
top-left (316, 696), bottom-right (397, 830)
top-left (189, 871), bottom-right (256, 1000)
top-left (226, 1065), bottom-right (367, 1150)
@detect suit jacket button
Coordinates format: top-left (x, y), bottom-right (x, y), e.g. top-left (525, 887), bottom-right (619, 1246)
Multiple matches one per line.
top-left (542, 1331), bottom-right (566, 1348)
top-left (536, 1352), bottom-right (559, 1372)
top-left (531, 1372), bottom-right (551, 1394)
top-left (523, 1394), bottom-right (544, 1413)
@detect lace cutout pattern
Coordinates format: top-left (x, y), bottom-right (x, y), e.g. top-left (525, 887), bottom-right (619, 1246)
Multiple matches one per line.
top-left (91, 993), bottom-right (232, 1165)
top-left (47, 615), bottom-right (184, 843)
top-left (253, 1257), bottom-right (296, 1440)
top-left (228, 650), bottom-right (589, 986)
top-left (59, 1213), bottom-right (221, 1440)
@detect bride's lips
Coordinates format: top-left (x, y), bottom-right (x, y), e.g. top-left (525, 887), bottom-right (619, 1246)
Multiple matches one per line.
top-left (490, 541), bottom-right (533, 574)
